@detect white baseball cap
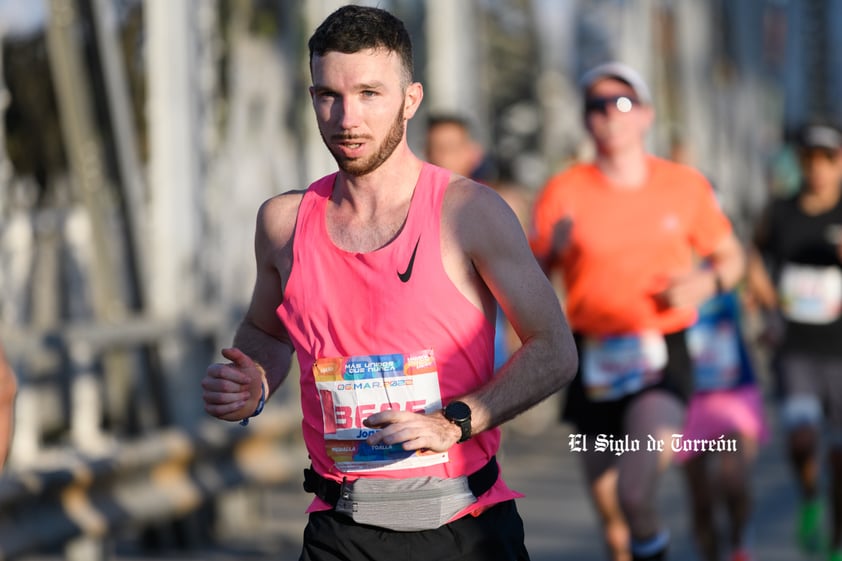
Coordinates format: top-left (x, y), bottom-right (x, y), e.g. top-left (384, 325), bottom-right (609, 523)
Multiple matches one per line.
top-left (579, 61), bottom-right (653, 105)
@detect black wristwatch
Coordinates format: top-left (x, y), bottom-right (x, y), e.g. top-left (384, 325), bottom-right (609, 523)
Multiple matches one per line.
top-left (443, 401), bottom-right (472, 443)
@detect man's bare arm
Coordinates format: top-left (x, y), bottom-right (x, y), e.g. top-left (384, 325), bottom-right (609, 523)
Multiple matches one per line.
top-left (363, 182), bottom-right (577, 452)
top-left (535, 216), bottom-right (573, 275)
top-left (708, 232), bottom-right (746, 293)
top-left (656, 231), bottom-right (745, 310)
top-left (232, 194), bottom-right (299, 391)
top-left (202, 193), bottom-right (301, 422)
top-left (745, 248), bottom-right (778, 310)
top-left (455, 183), bottom-right (578, 434)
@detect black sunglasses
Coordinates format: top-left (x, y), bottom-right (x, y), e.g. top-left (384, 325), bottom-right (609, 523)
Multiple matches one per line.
top-left (584, 95), bottom-right (640, 115)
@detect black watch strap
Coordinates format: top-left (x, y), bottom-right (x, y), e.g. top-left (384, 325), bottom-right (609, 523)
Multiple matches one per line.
top-left (443, 400), bottom-right (472, 443)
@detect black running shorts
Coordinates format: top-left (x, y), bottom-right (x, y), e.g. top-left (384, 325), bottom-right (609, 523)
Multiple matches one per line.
top-left (561, 329), bottom-right (692, 436)
top-left (299, 499), bottom-right (530, 561)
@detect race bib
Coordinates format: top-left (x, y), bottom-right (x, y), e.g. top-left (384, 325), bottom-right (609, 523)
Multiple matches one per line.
top-left (779, 263), bottom-right (842, 324)
top-left (687, 295), bottom-right (741, 392)
top-left (313, 349), bottom-right (448, 472)
top-left (582, 331), bottom-right (667, 402)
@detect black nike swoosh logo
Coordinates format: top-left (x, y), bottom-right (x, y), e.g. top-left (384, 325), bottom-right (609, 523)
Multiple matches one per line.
top-left (397, 237), bottom-right (420, 283)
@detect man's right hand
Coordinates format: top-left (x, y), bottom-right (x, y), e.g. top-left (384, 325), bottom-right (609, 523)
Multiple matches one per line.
top-left (202, 347), bottom-right (266, 422)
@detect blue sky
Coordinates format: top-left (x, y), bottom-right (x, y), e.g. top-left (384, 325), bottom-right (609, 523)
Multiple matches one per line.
top-left (0, 0), bottom-right (46, 38)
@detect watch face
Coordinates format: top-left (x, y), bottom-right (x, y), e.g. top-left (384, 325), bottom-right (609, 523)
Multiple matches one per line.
top-left (445, 401), bottom-right (471, 422)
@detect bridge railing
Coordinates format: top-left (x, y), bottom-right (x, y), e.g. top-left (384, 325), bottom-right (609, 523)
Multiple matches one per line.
top-left (0, 311), bottom-right (307, 560)
top-left (0, 409), bottom-right (303, 561)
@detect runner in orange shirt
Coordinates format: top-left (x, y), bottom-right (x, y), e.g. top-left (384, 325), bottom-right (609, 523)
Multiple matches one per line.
top-left (531, 62), bottom-right (744, 561)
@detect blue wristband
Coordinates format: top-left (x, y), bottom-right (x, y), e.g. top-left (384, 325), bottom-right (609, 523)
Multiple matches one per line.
top-left (239, 381), bottom-right (266, 427)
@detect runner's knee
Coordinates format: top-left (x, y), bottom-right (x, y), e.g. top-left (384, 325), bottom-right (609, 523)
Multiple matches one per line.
top-left (617, 481), bottom-right (653, 520)
top-left (781, 394), bottom-right (822, 432)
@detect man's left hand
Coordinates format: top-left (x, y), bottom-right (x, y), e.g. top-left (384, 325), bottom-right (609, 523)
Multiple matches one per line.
top-left (363, 409), bottom-right (461, 452)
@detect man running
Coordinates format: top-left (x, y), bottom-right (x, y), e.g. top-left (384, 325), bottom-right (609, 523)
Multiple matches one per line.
top-left (532, 61), bottom-right (744, 561)
top-left (748, 122), bottom-right (842, 560)
top-left (202, 5), bottom-right (577, 560)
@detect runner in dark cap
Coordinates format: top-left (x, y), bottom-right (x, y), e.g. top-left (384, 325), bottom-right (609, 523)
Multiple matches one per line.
top-left (748, 121), bottom-right (842, 560)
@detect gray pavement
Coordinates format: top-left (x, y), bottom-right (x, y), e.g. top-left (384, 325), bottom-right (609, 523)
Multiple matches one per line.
top-left (502, 399), bottom-right (800, 561)
top-left (19, 398), bottom-right (806, 561)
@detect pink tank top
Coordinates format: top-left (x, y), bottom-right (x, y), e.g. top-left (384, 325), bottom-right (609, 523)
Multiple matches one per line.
top-left (277, 163), bottom-right (520, 514)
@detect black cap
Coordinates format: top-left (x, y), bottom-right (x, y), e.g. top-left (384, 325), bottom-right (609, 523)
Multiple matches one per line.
top-left (798, 124), bottom-right (842, 151)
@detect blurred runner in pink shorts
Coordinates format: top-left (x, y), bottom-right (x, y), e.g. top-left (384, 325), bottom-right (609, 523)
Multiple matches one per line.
top-left (677, 290), bottom-right (769, 561)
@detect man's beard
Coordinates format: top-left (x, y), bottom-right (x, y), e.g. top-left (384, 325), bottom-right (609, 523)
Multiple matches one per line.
top-left (322, 105), bottom-right (405, 177)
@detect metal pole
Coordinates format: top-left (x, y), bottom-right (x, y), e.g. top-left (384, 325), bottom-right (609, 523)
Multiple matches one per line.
top-left (89, 0), bottom-right (149, 307)
top-left (46, 0), bottom-right (122, 320)
top-left (424, 0), bottom-right (481, 119)
top-left (145, 0), bottom-right (209, 428)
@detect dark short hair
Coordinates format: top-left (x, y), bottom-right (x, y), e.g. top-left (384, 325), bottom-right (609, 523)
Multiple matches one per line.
top-left (308, 5), bottom-right (414, 84)
top-left (426, 113), bottom-right (473, 134)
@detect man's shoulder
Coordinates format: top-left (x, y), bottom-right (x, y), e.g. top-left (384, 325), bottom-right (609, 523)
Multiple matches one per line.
top-left (649, 155), bottom-right (705, 180)
top-left (647, 156), bottom-right (716, 198)
top-left (444, 173), bottom-right (489, 196)
top-left (441, 176), bottom-right (523, 245)
top-left (269, 188), bottom-right (309, 202)
top-left (255, 189), bottom-right (308, 243)
top-left (259, 189), bottom-right (307, 216)
top-left (765, 192), bottom-right (804, 220)
top-left (442, 175), bottom-right (509, 218)
top-left (533, 162), bottom-right (595, 211)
